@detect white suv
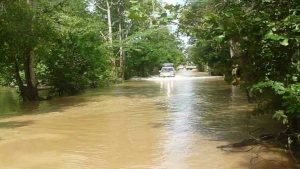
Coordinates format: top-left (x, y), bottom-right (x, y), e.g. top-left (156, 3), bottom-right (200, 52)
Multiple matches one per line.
top-left (159, 67), bottom-right (175, 77)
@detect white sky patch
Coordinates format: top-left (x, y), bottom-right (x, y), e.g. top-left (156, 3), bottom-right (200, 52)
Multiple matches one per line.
top-left (162, 0), bottom-right (190, 50)
top-left (163, 0), bottom-right (185, 5)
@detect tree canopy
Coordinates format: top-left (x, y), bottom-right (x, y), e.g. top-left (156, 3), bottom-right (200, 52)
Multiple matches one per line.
top-left (0, 0), bottom-right (184, 100)
top-left (180, 0), bottom-right (300, 143)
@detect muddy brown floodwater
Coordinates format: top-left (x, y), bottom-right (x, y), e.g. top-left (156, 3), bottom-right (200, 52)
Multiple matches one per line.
top-left (0, 71), bottom-right (295, 169)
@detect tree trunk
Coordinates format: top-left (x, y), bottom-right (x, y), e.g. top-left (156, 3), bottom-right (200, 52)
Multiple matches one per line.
top-left (119, 31), bottom-right (125, 80)
top-left (119, 23), bottom-right (125, 80)
top-left (106, 0), bottom-right (113, 45)
top-left (106, 0), bottom-right (116, 78)
top-left (118, 0), bottom-right (125, 80)
top-left (229, 39), bottom-right (240, 58)
top-left (13, 56), bottom-right (26, 101)
top-left (22, 0), bottom-right (39, 101)
top-left (149, 0), bottom-right (155, 28)
top-left (24, 49), bottom-right (39, 101)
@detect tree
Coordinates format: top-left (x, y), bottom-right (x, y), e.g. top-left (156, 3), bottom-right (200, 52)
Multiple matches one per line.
top-left (180, 0), bottom-right (300, 147)
top-left (0, 0), bottom-right (111, 97)
top-left (1, 0), bottom-right (41, 101)
top-left (93, 0), bottom-right (182, 80)
top-left (124, 28), bottom-right (184, 78)
top-left (0, 0), bottom-right (184, 99)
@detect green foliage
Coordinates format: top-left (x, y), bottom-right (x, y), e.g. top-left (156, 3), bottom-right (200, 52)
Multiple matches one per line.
top-left (0, 0), bottom-right (184, 98)
top-left (124, 28), bottom-right (184, 78)
top-left (39, 6), bottom-right (111, 95)
top-left (273, 110), bottom-right (288, 125)
top-left (252, 81), bottom-right (300, 126)
top-left (283, 84), bottom-right (300, 116)
top-left (187, 40), bottom-right (231, 76)
top-left (180, 0), bottom-right (300, 127)
top-left (0, 0), bottom-right (112, 96)
top-left (252, 81), bottom-right (286, 95)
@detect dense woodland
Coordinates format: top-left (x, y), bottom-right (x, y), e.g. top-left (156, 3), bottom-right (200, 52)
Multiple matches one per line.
top-left (0, 0), bottom-right (184, 100)
top-left (180, 0), bottom-right (300, 150)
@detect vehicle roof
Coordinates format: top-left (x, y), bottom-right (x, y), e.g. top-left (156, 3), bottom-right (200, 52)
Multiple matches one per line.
top-left (161, 66), bottom-right (174, 69)
top-left (162, 63), bottom-right (174, 67)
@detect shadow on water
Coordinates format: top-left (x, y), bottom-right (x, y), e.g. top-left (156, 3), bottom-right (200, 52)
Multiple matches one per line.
top-left (0, 81), bottom-right (163, 118)
top-left (0, 120), bottom-right (34, 129)
top-left (0, 87), bottom-right (89, 117)
top-left (148, 122), bottom-right (167, 128)
top-left (82, 81), bottom-right (162, 98)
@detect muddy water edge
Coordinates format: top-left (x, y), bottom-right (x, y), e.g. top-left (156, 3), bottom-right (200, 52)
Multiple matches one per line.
top-left (0, 71), bottom-right (296, 169)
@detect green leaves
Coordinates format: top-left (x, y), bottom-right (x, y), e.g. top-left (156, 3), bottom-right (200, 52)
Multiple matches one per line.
top-left (252, 81), bottom-right (286, 95)
top-left (265, 30), bottom-right (289, 46)
top-left (264, 31), bottom-right (285, 41)
top-left (180, 0), bottom-right (300, 128)
top-left (125, 28), bottom-right (184, 78)
top-left (0, 0), bottom-right (112, 95)
top-left (252, 81), bottom-right (300, 122)
top-left (280, 39), bottom-right (289, 46)
top-left (262, 0), bottom-right (272, 3)
top-left (273, 110), bottom-right (288, 124)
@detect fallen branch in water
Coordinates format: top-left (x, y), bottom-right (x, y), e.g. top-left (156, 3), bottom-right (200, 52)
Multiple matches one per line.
top-left (217, 134), bottom-right (275, 151)
top-left (217, 139), bottom-right (257, 152)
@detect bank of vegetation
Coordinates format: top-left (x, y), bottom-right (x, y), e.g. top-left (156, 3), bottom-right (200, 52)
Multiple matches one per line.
top-left (180, 0), bottom-right (300, 157)
top-left (0, 0), bottom-right (184, 101)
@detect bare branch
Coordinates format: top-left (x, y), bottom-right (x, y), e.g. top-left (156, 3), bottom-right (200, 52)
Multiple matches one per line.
top-left (96, 4), bottom-right (107, 11)
top-left (111, 0), bottom-right (121, 6)
top-left (100, 31), bottom-right (108, 41)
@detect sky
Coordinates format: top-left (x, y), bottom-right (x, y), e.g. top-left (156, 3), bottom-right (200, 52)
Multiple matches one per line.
top-left (163, 0), bottom-right (190, 49)
top-left (163, 0), bottom-right (185, 5)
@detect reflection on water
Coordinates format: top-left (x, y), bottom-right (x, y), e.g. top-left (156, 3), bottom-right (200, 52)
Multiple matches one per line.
top-left (160, 80), bottom-right (174, 97)
top-left (0, 87), bottom-right (20, 115)
top-left (0, 71), bottom-right (294, 169)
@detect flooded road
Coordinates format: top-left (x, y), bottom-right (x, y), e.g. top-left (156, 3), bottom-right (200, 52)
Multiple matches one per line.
top-left (0, 71), bottom-right (294, 169)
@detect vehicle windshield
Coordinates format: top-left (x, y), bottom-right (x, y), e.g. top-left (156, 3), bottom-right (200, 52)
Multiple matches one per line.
top-left (161, 67), bottom-right (174, 72)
